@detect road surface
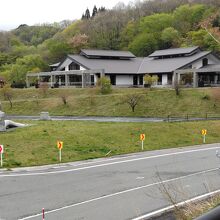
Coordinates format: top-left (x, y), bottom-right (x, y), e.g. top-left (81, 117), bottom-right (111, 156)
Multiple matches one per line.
top-left (0, 143), bottom-right (220, 220)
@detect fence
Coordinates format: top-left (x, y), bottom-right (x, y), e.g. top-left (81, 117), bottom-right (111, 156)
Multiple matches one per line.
top-left (166, 113), bottom-right (220, 122)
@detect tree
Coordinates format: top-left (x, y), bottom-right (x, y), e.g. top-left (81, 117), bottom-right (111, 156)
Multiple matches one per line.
top-left (68, 34), bottom-right (89, 53)
top-left (174, 79), bottom-right (181, 96)
top-left (85, 8), bottom-right (91, 19)
top-left (84, 9), bottom-right (130, 50)
top-left (143, 74), bottom-right (158, 88)
top-left (1, 84), bottom-right (13, 109)
top-left (125, 94), bottom-right (141, 112)
top-left (92, 5), bottom-right (98, 17)
top-left (60, 91), bottom-right (68, 105)
top-left (211, 88), bottom-right (220, 107)
top-left (98, 7), bottom-right (106, 13)
top-left (39, 82), bottom-right (49, 97)
top-left (173, 4), bottom-right (206, 34)
top-left (129, 33), bottom-right (158, 56)
top-left (161, 27), bottom-right (181, 47)
top-left (97, 76), bottom-right (112, 94)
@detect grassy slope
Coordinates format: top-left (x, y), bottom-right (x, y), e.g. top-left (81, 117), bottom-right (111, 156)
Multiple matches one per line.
top-left (0, 120), bottom-right (220, 167)
top-left (0, 87), bottom-right (219, 117)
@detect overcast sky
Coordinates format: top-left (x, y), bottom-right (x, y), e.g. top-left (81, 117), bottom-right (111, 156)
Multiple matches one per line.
top-left (0, 0), bottom-right (136, 31)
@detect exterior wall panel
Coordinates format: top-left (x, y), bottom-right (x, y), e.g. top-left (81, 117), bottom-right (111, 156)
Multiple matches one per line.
top-left (116, 75), bottom-right (133, 86)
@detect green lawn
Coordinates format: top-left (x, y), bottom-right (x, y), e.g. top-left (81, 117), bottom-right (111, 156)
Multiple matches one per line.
top-left (0, 87), bottom-right (219, 117)
top-left (0, 120), bottom-right (219, 168)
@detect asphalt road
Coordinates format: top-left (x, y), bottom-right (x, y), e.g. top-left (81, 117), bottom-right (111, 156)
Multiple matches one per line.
top-left (6, 115), bottom-right (164, 123)
top-left (0, 144), bottom-right (220, 220)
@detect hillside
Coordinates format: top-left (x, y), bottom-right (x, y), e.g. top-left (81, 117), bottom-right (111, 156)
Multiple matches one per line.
top-left (1, 87), bottom-right (220, 118)
top-left (0, 0), bottom-right (220, 85)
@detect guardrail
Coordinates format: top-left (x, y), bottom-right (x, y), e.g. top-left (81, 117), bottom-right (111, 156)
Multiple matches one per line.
top-left (195, 205), bottom-right (220, 220)
top-left (166, 113), bottom-right (220, 122)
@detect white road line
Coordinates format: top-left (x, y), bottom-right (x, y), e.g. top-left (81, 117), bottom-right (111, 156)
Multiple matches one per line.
top-left (19, 167), bottom-right (219, 220)
top-left (1, 145), bottom-right (219, 177)
top-left (132, 188), bottom-right (220, 220)
top-left (136, 177), bottom-right (145, 180)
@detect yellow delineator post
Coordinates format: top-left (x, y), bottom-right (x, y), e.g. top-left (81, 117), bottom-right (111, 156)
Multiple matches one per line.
top-left (201, 129), bottom-right (207, 144)
top-left (57, 141), bottom-right (63, 162)
top-left (140, 134), bottom-right (145, 150)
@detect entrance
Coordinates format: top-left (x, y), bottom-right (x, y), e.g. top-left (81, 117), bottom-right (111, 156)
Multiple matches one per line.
top-left (133, 75), bottom-right (138, 86)
top-left (110, 75), bottom-right (116, 85)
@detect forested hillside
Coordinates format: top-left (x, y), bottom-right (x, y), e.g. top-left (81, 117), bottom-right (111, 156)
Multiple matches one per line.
top-left (0, 0), bottom-right (220, 85)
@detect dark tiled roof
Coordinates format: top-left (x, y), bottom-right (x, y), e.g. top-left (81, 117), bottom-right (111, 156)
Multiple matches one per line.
top-left (67, 51), bottom-right (211, 74)
top-left (80, 49), bottom-right (136, 59)
top-left (68, 54), bottom-right (142, 74)
top-left (149, 46), bottom-right (199, 57)
top-left (138, 51), bottom-right (211, 73)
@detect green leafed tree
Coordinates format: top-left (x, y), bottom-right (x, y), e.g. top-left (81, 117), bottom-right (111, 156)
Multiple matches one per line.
top-left (128, 33), bottom-right (158, 56)
top-left (161, 27), bottom-right (181, 48)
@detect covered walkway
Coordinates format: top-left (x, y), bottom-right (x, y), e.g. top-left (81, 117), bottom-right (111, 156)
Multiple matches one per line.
top-left (173, 65), bottom-right (220, 87)
top-left (26, 69), bottom-right (105, 88)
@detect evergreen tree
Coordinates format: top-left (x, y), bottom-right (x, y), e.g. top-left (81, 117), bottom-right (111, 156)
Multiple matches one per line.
top-left (85, 8), bottom-right (91, 19)
top-left (98, 7), bottom-right (106, 13)
top-left (92, 5), bottom-right (98, 17)
top-left (81, 13), bottom-right (85, 20)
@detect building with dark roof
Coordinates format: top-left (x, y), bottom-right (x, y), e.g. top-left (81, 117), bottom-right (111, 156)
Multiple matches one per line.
top-left (27, 47), bottom-right (220, 88)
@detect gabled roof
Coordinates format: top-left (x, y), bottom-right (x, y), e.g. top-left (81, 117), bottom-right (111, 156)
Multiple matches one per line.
top-left (138, 51), bottom-right (211, 73)
top-left (149, 46), bottom-right (200, 58)
top-left (49, 62), bottom-right (60, 67)
top-left (55, 47), bottom-right (215, 75)
top-left (80, 49), bottom-right (136, 59)
top-left (68, 54), bottom-right (142, 74)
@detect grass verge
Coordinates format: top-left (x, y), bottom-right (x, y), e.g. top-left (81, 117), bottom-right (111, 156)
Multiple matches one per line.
top-left (0, 120), bottom-right (220, 168)
top-left (1, 87), bottom-right (220, 117)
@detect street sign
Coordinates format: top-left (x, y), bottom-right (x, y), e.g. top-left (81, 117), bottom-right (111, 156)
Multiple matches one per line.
top-left (140, 134), bottom-right (145, 141)
top-left (201, 129), bottom-right (207, 144)
top-left (140, 134), bottom-right (145, 150)
top-left (201, 129), bottom-right (207, 136)
top-left (57, 141), bottom-right (63, 150)
top-left (0, 145), bottom-right (3, 154)
top-left (57, 141), bottom-right (63, 162)
top-left (0, 145), bottom-right (3, 167)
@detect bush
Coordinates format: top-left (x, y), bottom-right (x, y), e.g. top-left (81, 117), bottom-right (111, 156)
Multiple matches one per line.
top-left (97, 76), bottom-right (112, 94)
top-left (11, 81), bottom-right (26, 88)
top-left (144, 74), bottom-right (158, 88)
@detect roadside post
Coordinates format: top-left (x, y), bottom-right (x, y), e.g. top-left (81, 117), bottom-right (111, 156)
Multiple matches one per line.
top-left (0, 145), bottom-right (3, 167)
top-left (140, 134), bottom-right (145, 150)
top-left (42, 208), bottom-right (45, 220)
top-left (57, 141), bottom-right (63, 162)
top-left (201, 129), bottom-right (207, 144)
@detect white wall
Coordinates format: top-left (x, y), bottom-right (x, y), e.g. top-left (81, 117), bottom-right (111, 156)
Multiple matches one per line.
top-left (192, 54), bottom-right (220, 69)
top-left (162, 74), bottom-right (168, 85)
top-left (65, 65), bottom-right (69, 71)
top-left (80, 66), bottom-right (86, 70)
top-left (116, 75), bottom-right (133, 86)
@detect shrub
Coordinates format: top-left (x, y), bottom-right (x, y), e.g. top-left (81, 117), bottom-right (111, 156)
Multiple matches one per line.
top-left (144, 74), bottom-right (158, 88)
top-left (97, 76), bottom-right (112, 94)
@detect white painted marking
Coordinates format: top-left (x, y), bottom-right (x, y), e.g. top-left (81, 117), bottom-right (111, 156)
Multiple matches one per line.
top-left (1, 145), bottom-right (219, 177)
top-left (52, 166), bottom-right (67, 169)
top-left (132, 188), bottom-right (220, 220)
top-left (136, 177), bottom-right (145, 180)
top-left (19, 167), bottom-right (218, 219)
top-left (0, 147), bottom-right (219, 177)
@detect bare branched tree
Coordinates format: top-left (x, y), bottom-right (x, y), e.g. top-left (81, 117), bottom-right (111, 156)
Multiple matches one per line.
top-left (60, 93), bottom-right (68, 105)
top-left (2, 84), bottom-right (13, 109)
top-left (126, 94), bottom-right (141, 112)
top-left (39, 82), bottom-right (49, 97)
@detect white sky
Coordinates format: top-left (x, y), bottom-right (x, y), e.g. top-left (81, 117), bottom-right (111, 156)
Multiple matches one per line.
top-left (0, 0), bottom-right (135, 31)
